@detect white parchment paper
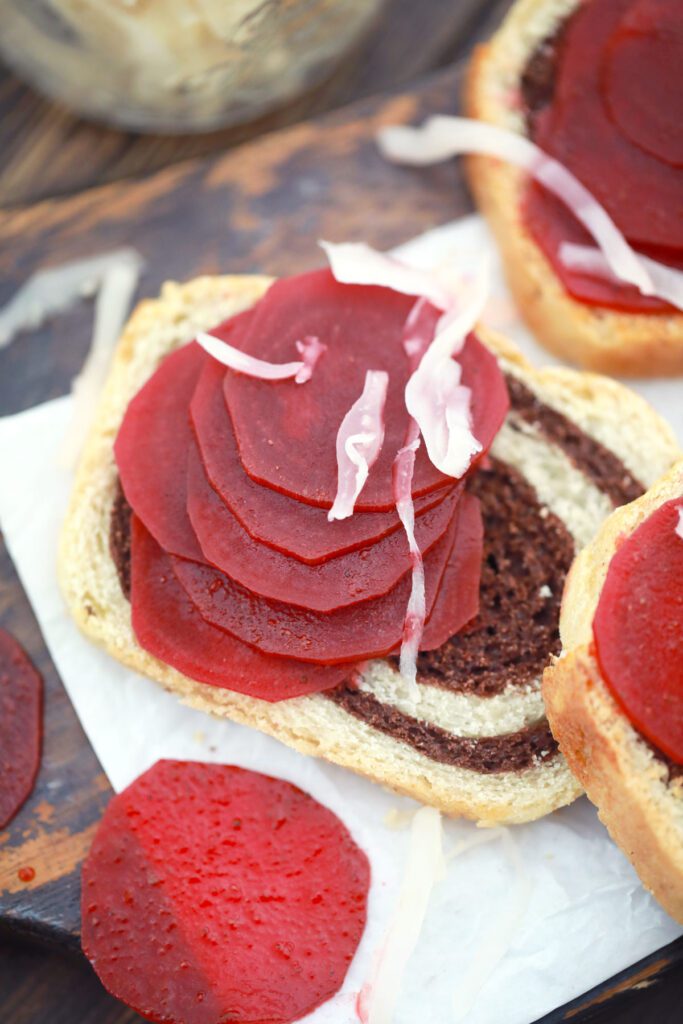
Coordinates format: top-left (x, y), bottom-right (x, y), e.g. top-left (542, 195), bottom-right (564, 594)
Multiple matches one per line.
top-left (0, 216), bottom-right (681, 1024)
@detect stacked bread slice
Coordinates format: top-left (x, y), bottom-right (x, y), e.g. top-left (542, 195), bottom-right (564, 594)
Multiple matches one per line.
top-left (59, 275), bottom-right (680, 825)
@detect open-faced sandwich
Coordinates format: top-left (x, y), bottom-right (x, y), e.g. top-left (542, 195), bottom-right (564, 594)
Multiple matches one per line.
top-left (543, 460), bottom-right (683, 922)
top-left (58, 246), bottom-right (680, 826)
top-left (376, 0), bottom-right (683, 376)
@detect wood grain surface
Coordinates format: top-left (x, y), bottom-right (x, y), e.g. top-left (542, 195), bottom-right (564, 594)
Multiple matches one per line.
top-left (0, 0), bottom-right (509, 207)
top-left (1, 0), bottom-right (682, 1019)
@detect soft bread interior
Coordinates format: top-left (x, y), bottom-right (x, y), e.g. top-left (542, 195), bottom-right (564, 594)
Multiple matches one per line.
top-left (59, 276), bottom-right (680, 825)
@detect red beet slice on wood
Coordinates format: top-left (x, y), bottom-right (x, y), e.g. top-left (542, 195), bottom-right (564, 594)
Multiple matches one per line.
top-left (130, 516), bottom-right (354, 701)
top-left (82, 761), bottom-right (370, 1024)
top-left (187, 442), bottom-right (461, 612)
top-left (0, 629), bottom-right (42, 829)
top-left (115, 342), bottom-right (205, 561)
top-left (190, 357), bottom-right (444, 566)
top-left (172, 514), bottom-right (458, 664)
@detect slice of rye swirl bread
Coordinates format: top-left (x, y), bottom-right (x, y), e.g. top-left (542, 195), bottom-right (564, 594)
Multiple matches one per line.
top-left (543, 461), bottom-right (683, 921)
top-left (58, 275), bottom-right (681, 825)
top-left (464, 0), bottom-right (683, 377)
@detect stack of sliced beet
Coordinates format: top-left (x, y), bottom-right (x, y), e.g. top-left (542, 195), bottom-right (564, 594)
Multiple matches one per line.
top-left (114, 269), bottom-right (508, 702)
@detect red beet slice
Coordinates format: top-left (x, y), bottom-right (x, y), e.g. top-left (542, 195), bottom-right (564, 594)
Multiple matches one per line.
top-left (172, 513), bottom-right (458, 664)
top-left (0, 629), bottom-right (42, 829)
top-left (130, 516), bottom-right (354, 701)
top-left (524, 184), bottom-right (677, 313)
top-left (420, 492), bottom-right (483, 650)
top-left (602, 0), bottom-right (683, 168)
top-left (528, 0), bottom-right (680, 254)
top-left (82, 761), bottom-right (370, 1024)
top-left (594, 497), bottom-right (683, 763)
top-left (223, 270), bottom-right (508, 511)
top-left (115, 343), bottom-right (205, 561)
top-left (187, 441), bottom-right (461, 612)
top-left (190, 355), bottom-right (444, 566)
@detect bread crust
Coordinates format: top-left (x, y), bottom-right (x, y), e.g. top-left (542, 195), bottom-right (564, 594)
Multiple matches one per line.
top-left (58, 275), bottom-right (679, 825)
top-left (543, 461), bottom-right (683, 922)
top-left (463, 0), bottom-right (683, 377)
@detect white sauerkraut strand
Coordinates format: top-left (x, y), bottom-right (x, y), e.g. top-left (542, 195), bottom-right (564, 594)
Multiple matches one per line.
top-left (196, 330), bottom-right (326, 381)
top-left (378, 115), bottom-right (658, 299)
top-left (328, 370), bottom-right (389, 522)
top-left (392, 299), bottom-right (442, 695)
top-left (559, 243), bottom-right (683, 311)
top-left (358, 806), bottom-right (443, 1024)
top-left (320, 240), bottom-right (453, 310)
top-left (392, 432), bottom-right (424, 702)
top-left (404, 261), bottom-right (488, 479)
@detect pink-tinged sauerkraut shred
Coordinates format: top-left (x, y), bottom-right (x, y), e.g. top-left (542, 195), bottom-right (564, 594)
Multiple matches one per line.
top-left (328, 369), bottom-right (390, 522)
top-left (196, 330), bottom-right (327, 381)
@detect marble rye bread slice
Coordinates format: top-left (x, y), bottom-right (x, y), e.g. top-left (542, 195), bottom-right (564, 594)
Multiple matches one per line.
top-left (543, 461), bottom-right (683, 922)
top-left (58, 274), bottom-right (680, 825)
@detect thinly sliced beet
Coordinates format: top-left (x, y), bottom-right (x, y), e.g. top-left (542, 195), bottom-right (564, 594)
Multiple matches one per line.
top-left (223, 271), bottom-right (455, 511)
top-left (130, 516), bottom-right (354, 701)
top-left (0, 629), bottom-right (42, 829)
top-left (190, 358), bottom-right (444, 566)
top-left (530, 0), bottom-right (680, 253)
top-left (420, 492), bottom-right (483, 651)
top-left (115, 343), bottom-right (205, 561)
top-left (594, 497), bottom-right (683, 763)
top-left (82, 761), bottom-right (370, 1024)
top-left (602, 0), bottom-right (683, 169)
top-left (187, 442), bottom-right (460, 612)
top-left (172, 514), bottom-right (458, 665)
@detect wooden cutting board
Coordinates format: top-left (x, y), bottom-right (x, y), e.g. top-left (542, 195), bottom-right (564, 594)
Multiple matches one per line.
top-left (0, 60), bottom-right (681, 1022)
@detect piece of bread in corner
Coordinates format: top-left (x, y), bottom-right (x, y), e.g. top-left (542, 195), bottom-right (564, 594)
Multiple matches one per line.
top-left (58, 274), bottom-right (680, 827)
top-left (464, 0), bottom-right (683, 377)
top-left (543, 461), bottom-right (683, 922)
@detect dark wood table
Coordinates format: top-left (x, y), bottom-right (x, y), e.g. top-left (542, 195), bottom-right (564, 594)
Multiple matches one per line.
top-left (1, 1), bottom-right (682, 1021)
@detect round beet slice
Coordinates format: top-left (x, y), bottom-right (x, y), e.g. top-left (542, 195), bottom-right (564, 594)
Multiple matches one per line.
top-left (420, 492), bottom-right (483, 651)
top-left (224, 270), bottom-right (473, 511)
top-left (115, 342), bottom-right (205, 561)
top-left (594, 497), bottom-right (683, 763)
top-left (190, 357), bottom-right (444, 565)
top-left (187, 442), bottom-right (460, 612)
top-left (0, 629), bottom-right (42, 829)
top-left (602, 0), bottom-right (683, 168)
top-left (130, 516), bottom-right (354, 701)
top-left (171, 513), bottom-right (458, 664)
top-left (529, 0), bottom-right (680, 253)
top-left (82, 761), bottom-right (370, 1024)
